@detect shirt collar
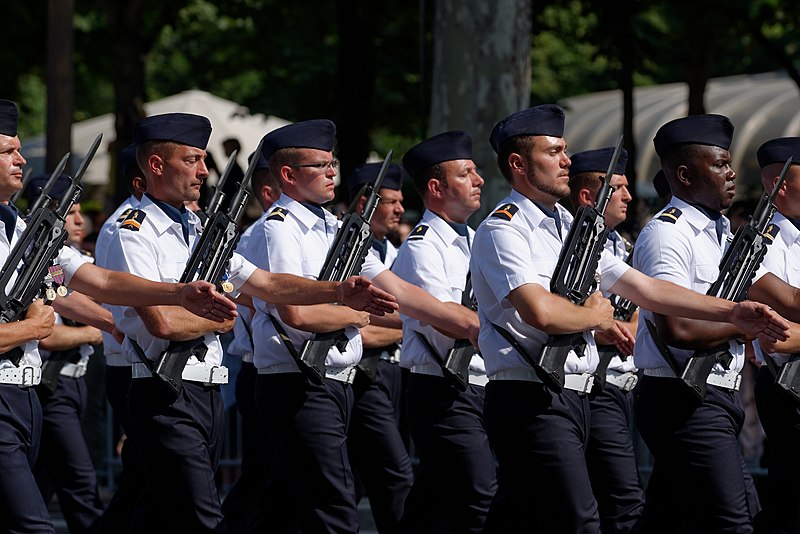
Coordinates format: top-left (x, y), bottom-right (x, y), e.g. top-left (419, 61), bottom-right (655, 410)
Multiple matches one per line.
top-left (275, 193), bottom-right (330, 231)
top-left (669, 196), bottom-right (729, 235)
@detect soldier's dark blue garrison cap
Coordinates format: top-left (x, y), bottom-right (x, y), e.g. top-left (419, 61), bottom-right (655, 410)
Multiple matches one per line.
top-left (568, 147), bottom-right (628, 178)
top-left (757, 137), bottom-right (800, 168)
top-left (402, 130), bottom-right (473, 184)
top-left (133, 113), bottom-right (212, 149)
top-left (247, 150), bottom-right (269, 171)
top-left (347, 162), bottom-right (403, 197)
top-left (0, 100), bottom-right (19, 137)
top-left (25, 174), bottom-right (71, 205)
top-left (653, 114), bottom-right (734, 158)
top-left (489, 104), bottom-right (565, 154)
top-left (119, 143), bottom-right (140, 178)
top-left (260, 119), bottom-right (336, 161)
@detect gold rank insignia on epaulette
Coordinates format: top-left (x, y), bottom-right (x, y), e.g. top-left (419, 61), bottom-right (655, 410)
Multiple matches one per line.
top-left (120, 209), bottom-right (146, 231)
top-left (656, 207), bottom-right (682, 224)
top-left (491, 203), bottom-right (519, 221)
top-left (407, 224), bottom-right (429, 240)
top-left (267, 207), bottom-right (288, 222)
top-left (763, 223), bottom-right (780, 243)
top-left (115, 208), bottom-right (132, 224)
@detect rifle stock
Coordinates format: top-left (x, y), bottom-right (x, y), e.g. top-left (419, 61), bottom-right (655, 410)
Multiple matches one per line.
top-left (293, 151), bottom-right (393, 384)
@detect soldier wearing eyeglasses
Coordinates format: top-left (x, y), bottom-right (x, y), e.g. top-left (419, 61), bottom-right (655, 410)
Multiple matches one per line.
top-left (249, 120), bottom-right (480, 532)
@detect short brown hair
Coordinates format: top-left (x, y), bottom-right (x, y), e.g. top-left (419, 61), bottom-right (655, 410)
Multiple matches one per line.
top-left (497, 135), bottom-right (536, 183)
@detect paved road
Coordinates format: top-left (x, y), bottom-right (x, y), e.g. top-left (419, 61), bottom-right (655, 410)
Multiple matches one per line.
top-left (50, 497), bottom-right (380, 533)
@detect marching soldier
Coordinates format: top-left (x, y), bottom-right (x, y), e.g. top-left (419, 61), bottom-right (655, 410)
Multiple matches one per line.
top-left (472, 104), bottom-right (788, 533)
top-left (393, 131), bottom-right (494, 534)
top-left (0, 99), bottom-right (239, 533)
top-left (346, 162), bottom-right (413, 533)
top-left (568, 147), bottom-right (644, 533)
top-left (248, 119), bottom-right (479, 532)
top-left (103, 112), bottom-right (397, 533)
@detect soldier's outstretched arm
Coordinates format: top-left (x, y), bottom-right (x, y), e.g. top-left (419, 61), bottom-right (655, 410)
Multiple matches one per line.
top-left (67, 263), bottom-right (237, 322)
top-left (611, 268), bottom-right (790, 342)
top-left (241, 269), bottom-right (397, 315)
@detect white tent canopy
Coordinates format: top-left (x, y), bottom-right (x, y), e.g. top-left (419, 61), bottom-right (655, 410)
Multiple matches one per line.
top-left (560, 71), bottom-right (800, 197)
top-left (22, 90), bottom-right (290, 187)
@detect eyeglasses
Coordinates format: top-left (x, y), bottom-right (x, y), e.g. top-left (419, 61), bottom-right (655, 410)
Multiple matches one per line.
top-left (289, 159), bottom-right (339, 171)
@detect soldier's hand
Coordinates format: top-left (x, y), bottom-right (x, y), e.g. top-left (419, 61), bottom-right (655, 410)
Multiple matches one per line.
top-left (584, 292), bottom-right (615, 332)
top-left (338, 276), bottom-right (398, 316)
top-left (729, 301), bottom-right (789, 344)
top-left (26, 299), bottom-right (55, 340)
top-left (214, 318), bottom-right (236, 335)
top-left (180, 281), bottom-right (238, 322)
top-left (353, 311), bottom-right (371, 329)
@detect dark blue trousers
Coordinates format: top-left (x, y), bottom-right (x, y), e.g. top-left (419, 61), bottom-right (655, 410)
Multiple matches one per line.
top-left (35, 375), bottom-right (104, 534)
top-left (349, 359), bottom-right (413, 534)
top-left (128, 378), bottom-right (226, 533)
top-left (95, 365), bottom-right (142, 534)
top-left (484, 380), bottom-right (599, 534)
top-left (400, 373), bottom-right (495, 534)
top-left (635, 375), bottom-right (757, 533)
top-left (587, 384), bottom-right (644, 534)
top-left (255, 373), bottom-right (357, 534)
top-left (755, 365), bottom-right (800, 534)
top-left (221, 361), bottom-right (271, 534)
top-left (0, 383), bottom-right (53, 533)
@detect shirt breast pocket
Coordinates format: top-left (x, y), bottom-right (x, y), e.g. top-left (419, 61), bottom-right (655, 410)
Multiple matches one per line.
top-left (692, 264), bottom-right (719, 291)
top-left (448, 270), bottom-right (469, 298)
top-left (158, 261), bottom-right (183, 283)
top-left (532, 259), bottom-right (558, 286)
top-left (301, 257), bottom-right (324, 279)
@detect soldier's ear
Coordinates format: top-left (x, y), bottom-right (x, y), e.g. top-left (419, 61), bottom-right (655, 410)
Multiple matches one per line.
top-left (674, 164), bottom-right (691, 186)
top-left (508, 153), bottom-right (525, 174)
top-left (147, 154), bottom-right (163, 176)
top-left (427, 177), bottom-right (446, 198)
top-left (579, 188), bottom-right (595, 207)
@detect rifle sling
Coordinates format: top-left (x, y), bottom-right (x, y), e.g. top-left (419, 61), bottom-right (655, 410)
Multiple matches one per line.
top-left (128, 338), bottom-right (155, 374)
top-left (267, 313), bottom-right (300, 360)
top-left (643, 319), bottom-right (683, 377)
top-left (491, 322), bottom-right (538, 370)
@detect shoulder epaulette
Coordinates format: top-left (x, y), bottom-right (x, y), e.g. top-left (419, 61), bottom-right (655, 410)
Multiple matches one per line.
top-left (491, 203), bottom-right (519, 221)
top-left (407, 225), bottom-right (429, 240)
top-left (119, 209), bottom-right (146, 231)
top-left (115, 208), bottom-right (133, 224)
top-left (656, 207), bottom-right (682, 224)
top-left (763, 223), bottom-right (780, 243)
top-left (266, 207), bottom-right (288, 222)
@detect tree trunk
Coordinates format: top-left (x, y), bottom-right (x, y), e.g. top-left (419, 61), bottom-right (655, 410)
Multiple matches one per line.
top-left (335, 0), bottom-right (376, 195)
top-left (46, 0), bottom-right (74, 173)
top-left (108, 0), bottom-right (148, 207)
top-left (429, 0), bottom-right (532, 222)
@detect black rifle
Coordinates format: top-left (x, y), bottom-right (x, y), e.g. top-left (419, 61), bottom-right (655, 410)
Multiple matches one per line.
top-left (26, 153), bottom-right (70, 217)
top-left (0, 133), bottom-right (102, 365)
top-left (151, 139), bottom-right (261, 398)
top-left (289, 151), bottom-right (393, 385)
top-left (532, 136), bottom-right (624, 392)
top-left (662, 157), bottom-right (791, 401)
top-left (203, 149), bottom-right (239, 222)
